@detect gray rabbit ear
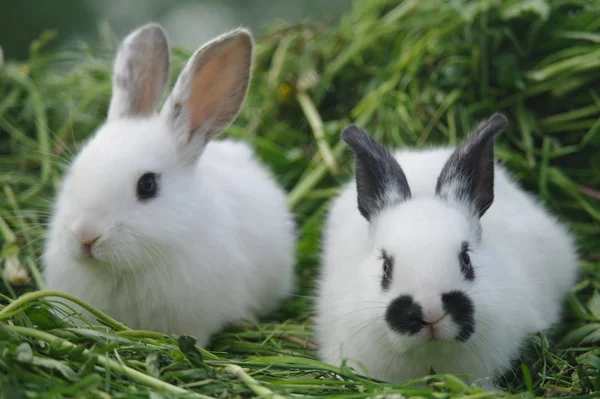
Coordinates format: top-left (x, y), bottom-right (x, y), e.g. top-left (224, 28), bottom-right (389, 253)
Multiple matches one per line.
top-left (341, 125), bottom-right (411, 221)
top-left (435, 113), bottom-right (508, 218)
top-left (107, 23), bottom-right (170, 121)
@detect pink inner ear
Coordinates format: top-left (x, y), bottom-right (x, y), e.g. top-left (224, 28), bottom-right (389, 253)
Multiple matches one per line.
top-left (114, 28), bottom-right (169, 119)
top-left (186, 40), bottom-right (250, 137)
top-left (136, 48), bottom-right (165, 114)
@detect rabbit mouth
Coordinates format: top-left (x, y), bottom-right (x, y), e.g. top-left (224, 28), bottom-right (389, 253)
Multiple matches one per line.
top-left (424, 314), bottom-right (449, 340)
top-left (75, 249), bottom-right (106, 266)
top-left (75, 243), bottom-right (106, 264)
top-left (71, 235), bottom-right (116, 266)
top-left (414, 319), bottom-right (456, 342)
top-left (80, 240), bottom-right (97, 258)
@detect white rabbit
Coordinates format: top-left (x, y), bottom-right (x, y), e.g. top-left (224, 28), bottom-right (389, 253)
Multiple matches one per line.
top-left (315, 114), bottom-right (578, 389)
top-left (42, 24), bottom-right (296, 346)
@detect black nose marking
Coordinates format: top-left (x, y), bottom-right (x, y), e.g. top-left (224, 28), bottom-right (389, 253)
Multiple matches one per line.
top-left (385, 295), bottom-right (427, 335)
top-left (441, 290), bottom-right (475, 341)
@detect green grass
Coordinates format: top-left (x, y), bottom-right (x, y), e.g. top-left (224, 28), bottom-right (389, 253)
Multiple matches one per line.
top-left (1, 0), bottom-right (600, 397)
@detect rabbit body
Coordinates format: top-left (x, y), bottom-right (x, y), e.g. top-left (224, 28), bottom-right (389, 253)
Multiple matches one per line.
top-left (315, 116), bottom-right (578, 387)
top-left (43, 25), bottom-right (295, 346)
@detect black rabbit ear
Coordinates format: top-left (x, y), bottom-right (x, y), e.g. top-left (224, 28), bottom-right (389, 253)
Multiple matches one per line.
top-left (435, 113), bottom-right (508, 218)
top-left (341, 125), bottom-right (411, 221)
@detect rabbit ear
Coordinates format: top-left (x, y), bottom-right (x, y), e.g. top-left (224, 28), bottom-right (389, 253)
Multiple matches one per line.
top-left (341, 125), bottom-right (411, 221)
top-left (107, 24), bottom-right (170, 121)
top-left (435, 113), bottom-right (508, 218)
top-left (160, 28), bottom-right (253, 164)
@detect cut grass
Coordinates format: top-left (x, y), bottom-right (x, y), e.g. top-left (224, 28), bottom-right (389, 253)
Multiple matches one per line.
top-left (1, 0), bottom-right (600, 397)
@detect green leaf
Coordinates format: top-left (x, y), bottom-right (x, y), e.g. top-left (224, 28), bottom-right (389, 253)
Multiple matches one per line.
top-left (0, 322), bottom-right (20, 342)
top-left (580, 328), bottom-right (600, 346)
top-left (24, 305), bottom-right (67, 330)
top-left (521, 363), bottom-right (534, 393)
top-left (577, 363), bottom-right (594, 392)
top-left (587, 290), bottom-right (600, 320)
top-left (580, 355), bottom-right (600, 371)
top-left (177, 335), bottom-right (205, 368)
top-left (580, 355), bottom-right (600, 390)
top-left (30, 356), bottom-right (78, 382)
top-left (78, 353), bottom-right (97, 376)
top-left (559, 323), bottom-right (600, 346)
top-left (500, 0), bottom-right (551, 22)
top-left (567, 292), bottom-right (591, 320)
top-left (63, 328), bottom-right (138, 346)
top-left (13, 343), bottom-right (78, 382)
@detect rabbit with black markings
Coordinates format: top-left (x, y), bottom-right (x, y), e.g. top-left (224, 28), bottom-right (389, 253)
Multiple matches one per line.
top-left (43, 24), bottom-right (296, 346)
top-left (315, 114), bottom-right (578, 388)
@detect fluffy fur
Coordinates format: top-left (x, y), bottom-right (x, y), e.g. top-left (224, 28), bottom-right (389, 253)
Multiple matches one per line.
top-left (43, 24), bottom-right (296, 346)
top-left (315, 115), bottom-right (578, 389)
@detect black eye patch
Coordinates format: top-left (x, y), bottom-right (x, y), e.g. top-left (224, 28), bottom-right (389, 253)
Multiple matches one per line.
top-left (380, 249), bottom-right (394, 290)
top-left (459, 241), bottom-right (474, 281)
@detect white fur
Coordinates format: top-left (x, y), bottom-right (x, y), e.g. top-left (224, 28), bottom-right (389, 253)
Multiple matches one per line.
top-left (315, 146), bottom-right (578, 387)
top-left (43, 24), bottom-right (295, 346)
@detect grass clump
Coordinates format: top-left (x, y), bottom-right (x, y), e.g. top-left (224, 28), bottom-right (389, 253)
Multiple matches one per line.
top-left (1, 0), bottom-right (600, 397)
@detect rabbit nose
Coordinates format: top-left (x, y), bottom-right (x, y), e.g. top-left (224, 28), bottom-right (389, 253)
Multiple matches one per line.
top-left (414, 294), bottom-right (445, 324)
top-left (421, 304), bottom-right (445, 324)
top-left (423, 311), bottom-right (446, 324)
top-left (73, 218), bottom-right (103, 256)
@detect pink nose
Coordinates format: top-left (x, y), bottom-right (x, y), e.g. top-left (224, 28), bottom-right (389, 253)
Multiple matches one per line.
top-left (73, 217), bottom-right (103, 257)
top-left (80, 236), bottom-right (100, 256)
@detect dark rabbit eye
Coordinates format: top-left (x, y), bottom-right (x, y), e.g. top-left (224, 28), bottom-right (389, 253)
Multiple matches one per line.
top-left (380, 249), bottom-right (394, 290)
top-left (459, 242), bottom-right (474, 281)
top-left (137, 172), bottom-right (158, 200)
top-left (460, 250), bottom-right (470, 265)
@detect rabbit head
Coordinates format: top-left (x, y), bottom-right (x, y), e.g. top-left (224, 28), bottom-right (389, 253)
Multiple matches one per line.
top-left (339, 114), bottom-right (508, 348)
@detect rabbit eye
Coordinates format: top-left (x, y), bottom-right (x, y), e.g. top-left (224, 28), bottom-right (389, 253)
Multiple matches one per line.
top-left (459, 242), bottom-right (474, 281)
top-left (137, 172), bottom-right (159, 200)
top-left (380, 249), bottom-right (394, 290)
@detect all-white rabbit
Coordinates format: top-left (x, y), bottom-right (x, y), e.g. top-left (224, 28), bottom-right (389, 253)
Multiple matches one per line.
top-left (43, 24), bottom-right (296, 346)
top-left (315, 114), bottom-right (578, 388)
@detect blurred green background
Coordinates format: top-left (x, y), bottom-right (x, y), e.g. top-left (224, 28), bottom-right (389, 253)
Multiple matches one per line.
top-left (0, 0), bottom-right (353, 61)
